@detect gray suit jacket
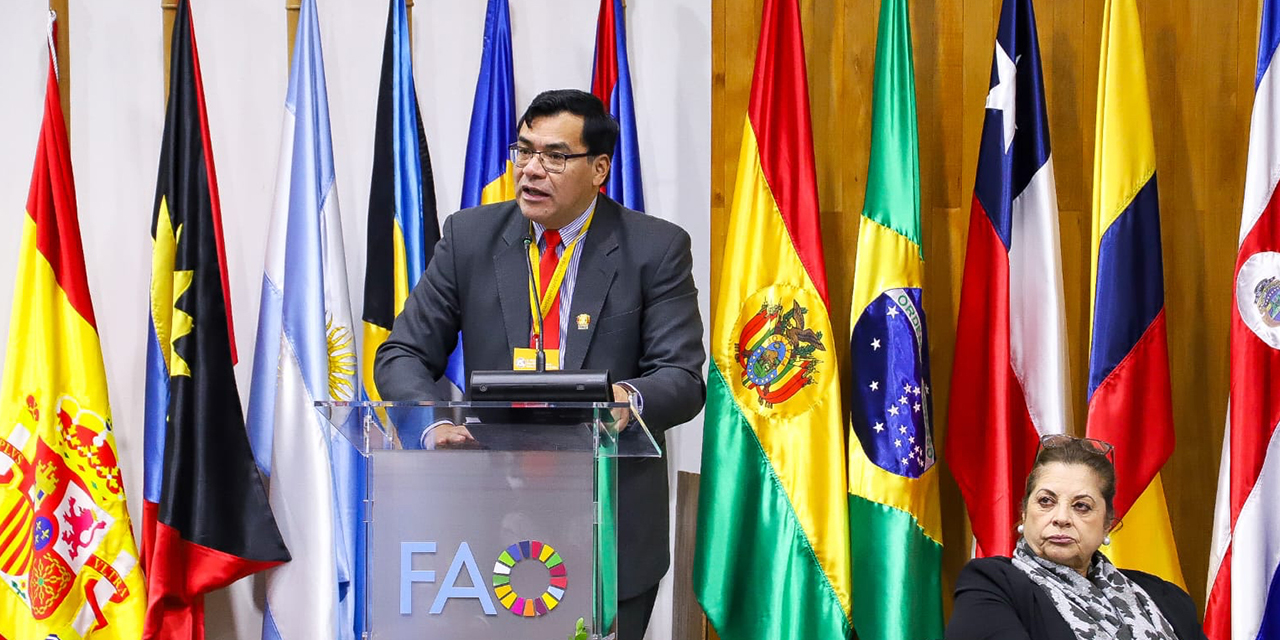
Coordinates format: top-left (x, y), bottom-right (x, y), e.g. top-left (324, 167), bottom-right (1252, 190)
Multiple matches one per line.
top-left (374, 195), bottom-right (706, 597)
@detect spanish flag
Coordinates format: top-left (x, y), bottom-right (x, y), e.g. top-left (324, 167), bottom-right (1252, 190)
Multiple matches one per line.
top-left (1086, 0), bottom-right (1185, 587)
top-left (846, 0), bottom-right (943, 638)
top-left (693, 0), bottom-right (852, 637)
top-left (0, 17), bottom-right (146, 639)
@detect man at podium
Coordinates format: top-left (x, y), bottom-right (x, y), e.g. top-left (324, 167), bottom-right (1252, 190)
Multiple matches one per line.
top-left (374, 89), bottom-right (706, 640)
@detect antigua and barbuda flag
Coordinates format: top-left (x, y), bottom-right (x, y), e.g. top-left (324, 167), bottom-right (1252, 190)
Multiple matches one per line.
top-left (946, 0), bottom-right (1071, 559)
top-left (591, 0), bottom-right (644, 211)
top-left (361, 0), bottom-right (440, 404)
top-left (1206, 0), bottom-right (1280, 636)
top-left (450, 0), bottom-right (517, 390)
top-left (245, 0), bottom-right (359, 638)
top-left (846, 0), bottom-right (943, 638)
top-left (1085, 0), bottom-right (1185, 588)
top-left (693, 0), bottom-right (853, 638)
top-left (142, 1), bottom-right (289, 637)
top-left (0, 14), bottom-right (146, 639)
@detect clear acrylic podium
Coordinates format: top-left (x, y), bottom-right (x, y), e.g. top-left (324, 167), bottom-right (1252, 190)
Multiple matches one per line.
top-left (319, 401), bottom-right (660, 640)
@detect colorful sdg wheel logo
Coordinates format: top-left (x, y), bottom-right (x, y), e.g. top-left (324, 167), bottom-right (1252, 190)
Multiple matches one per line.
top-left (491, 540), bottom-right (567, 617)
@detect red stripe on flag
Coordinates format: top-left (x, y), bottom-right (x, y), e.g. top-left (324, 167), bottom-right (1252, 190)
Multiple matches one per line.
top-left (1205, 542), bottom-right (1232, 640)
top-left (26, 33), bottom-right (96, 329)
top-left (186, 10), bottom-right (237, 364)
top-left (1227, 198), bottom-right (1280, 528)
top-left (948, 197), bottom-right (1039, 558)
top-left (1085, 310), bottom-right (1175, 519)
top-left (142, 501), bottom-right (283, 640)
top-left (591, 0), bottom-right (619, 103)
top-left (745, 0), bottom-right (830, 307)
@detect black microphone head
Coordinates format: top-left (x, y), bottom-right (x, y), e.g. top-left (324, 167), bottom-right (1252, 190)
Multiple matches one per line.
top-left (523, 235), bottom-right (533, 246)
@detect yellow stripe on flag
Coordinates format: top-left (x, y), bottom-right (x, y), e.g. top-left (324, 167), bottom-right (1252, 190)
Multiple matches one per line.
top-left (1089, 0), bottom-right (1157, 325)
top-left (1, 217), bottom-right (146, 639)
top-left (713, 122), bottom-right (853, 617)
top-left (480, 161), bottom-right (517, 206)
top-left (1100, 473), bottom-right (1186, 587)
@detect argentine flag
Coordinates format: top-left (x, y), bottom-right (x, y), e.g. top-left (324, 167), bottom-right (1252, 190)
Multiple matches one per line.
top-left (245, 0), bottom-right (359, 637)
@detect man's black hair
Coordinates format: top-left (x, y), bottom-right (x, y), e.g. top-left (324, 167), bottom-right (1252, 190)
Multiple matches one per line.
top-left (518, 89), bottom-right (619, 158)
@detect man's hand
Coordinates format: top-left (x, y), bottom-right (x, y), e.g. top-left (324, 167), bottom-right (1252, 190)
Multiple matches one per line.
top-left (610, 383), bottom-right (634, 429)
top-left (428, 422), bottom-right (480, 449)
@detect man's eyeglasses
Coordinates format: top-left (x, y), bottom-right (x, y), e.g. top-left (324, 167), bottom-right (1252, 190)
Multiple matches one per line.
top-left (509, 144), bottom-right (594, 174)
top-left (1038, 433), bottom-right (1115, 461)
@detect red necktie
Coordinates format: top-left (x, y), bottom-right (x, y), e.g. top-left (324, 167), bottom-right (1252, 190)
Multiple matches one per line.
top-left (536, 229), bottom-right (562, 350)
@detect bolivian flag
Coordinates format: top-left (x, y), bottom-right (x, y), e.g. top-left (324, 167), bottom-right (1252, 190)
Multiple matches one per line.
top-left (0, 21), bottom-right (146, 639)
top-left (693, 0), bottom-right (852, 638)
top-left (1086, 0), bottom-right (1185, 588)
top-left (846, 0), bottom-right (943, 638)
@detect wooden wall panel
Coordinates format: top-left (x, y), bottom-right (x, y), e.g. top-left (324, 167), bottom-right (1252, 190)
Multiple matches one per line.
top-left (710, 0), bottom-right (1256, 614)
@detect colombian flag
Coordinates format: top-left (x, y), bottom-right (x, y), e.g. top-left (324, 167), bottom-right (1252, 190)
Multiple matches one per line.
top-left (846, 0), bottom-right (943, 638)
top-left (0, 18), bottom-right (146, 640)
top-left (693, 0), bottom-right (852, 638)
top-left (1086, 0), bottom-right (1185, 588)
top-left (142, 2), bottom-right (289, 637)
top-left (362, 0), bottom-right (440, 401)
top-left (461, 0), bottom-right (517, 210)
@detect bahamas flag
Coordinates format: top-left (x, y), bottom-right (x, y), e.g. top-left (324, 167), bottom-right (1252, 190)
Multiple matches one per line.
top-left (0, 17), bottom-right (146, 639)
top-left (693, 0), bottom-right (852, 638)
top-left (1086, 0), bottom-right (1185, 587)
top-left (846, 0), bottom-right (943, 638)
top-left (361, 0), bottom-right (440, 402)
top-left (591, 0), bottom-right (644, 211)
top-left (245, 0), bottom-right (360, 637)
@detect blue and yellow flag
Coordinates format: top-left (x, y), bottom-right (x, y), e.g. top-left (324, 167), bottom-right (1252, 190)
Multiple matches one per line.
top-left (461, 0), bottom-right (517, 210)
top-left (450, 0), bottom-right (517, 388)
top-left (361, 0), bottom-right (440, 401)
top-left (846, 0), bottom-right (943, 638)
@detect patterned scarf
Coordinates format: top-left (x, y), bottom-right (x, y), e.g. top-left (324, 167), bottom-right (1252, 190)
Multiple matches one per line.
top-left (1012, 539), bottom-right (1178, 640)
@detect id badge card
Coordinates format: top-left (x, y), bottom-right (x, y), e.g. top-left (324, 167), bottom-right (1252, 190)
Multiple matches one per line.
top-left (513, 347), bottom-right (560, 371)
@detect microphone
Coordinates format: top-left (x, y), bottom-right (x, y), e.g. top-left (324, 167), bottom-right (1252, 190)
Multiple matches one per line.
top-left (523, 236), bottom-right (547, 372)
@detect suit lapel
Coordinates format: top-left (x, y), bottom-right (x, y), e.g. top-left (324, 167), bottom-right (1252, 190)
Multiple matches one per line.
top-left (493, 205), bottom-right (532, 354)
top-left (565, 198), bottom-right (619, 371)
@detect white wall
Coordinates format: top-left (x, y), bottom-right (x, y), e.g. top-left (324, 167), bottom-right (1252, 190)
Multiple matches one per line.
top-left (0, 1), bottom-right (709, 638)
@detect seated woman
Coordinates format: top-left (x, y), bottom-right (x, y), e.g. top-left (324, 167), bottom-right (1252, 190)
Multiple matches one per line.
top-left (945, 435), bottom-right (1206, 640)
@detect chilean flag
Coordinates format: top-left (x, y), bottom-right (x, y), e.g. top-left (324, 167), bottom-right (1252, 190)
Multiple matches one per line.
top-left (591, 0), bottom-right (645, 211)
top-left (1206, 0), bottom-right (1280, 635)
top-left (945, 0), bottom-right (1072, 559)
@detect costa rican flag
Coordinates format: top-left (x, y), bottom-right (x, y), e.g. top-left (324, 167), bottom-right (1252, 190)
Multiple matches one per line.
top-left (1206, 0), bottom-right (1280, 636)
top-left (945, 0), bottom-right (1071, 559)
